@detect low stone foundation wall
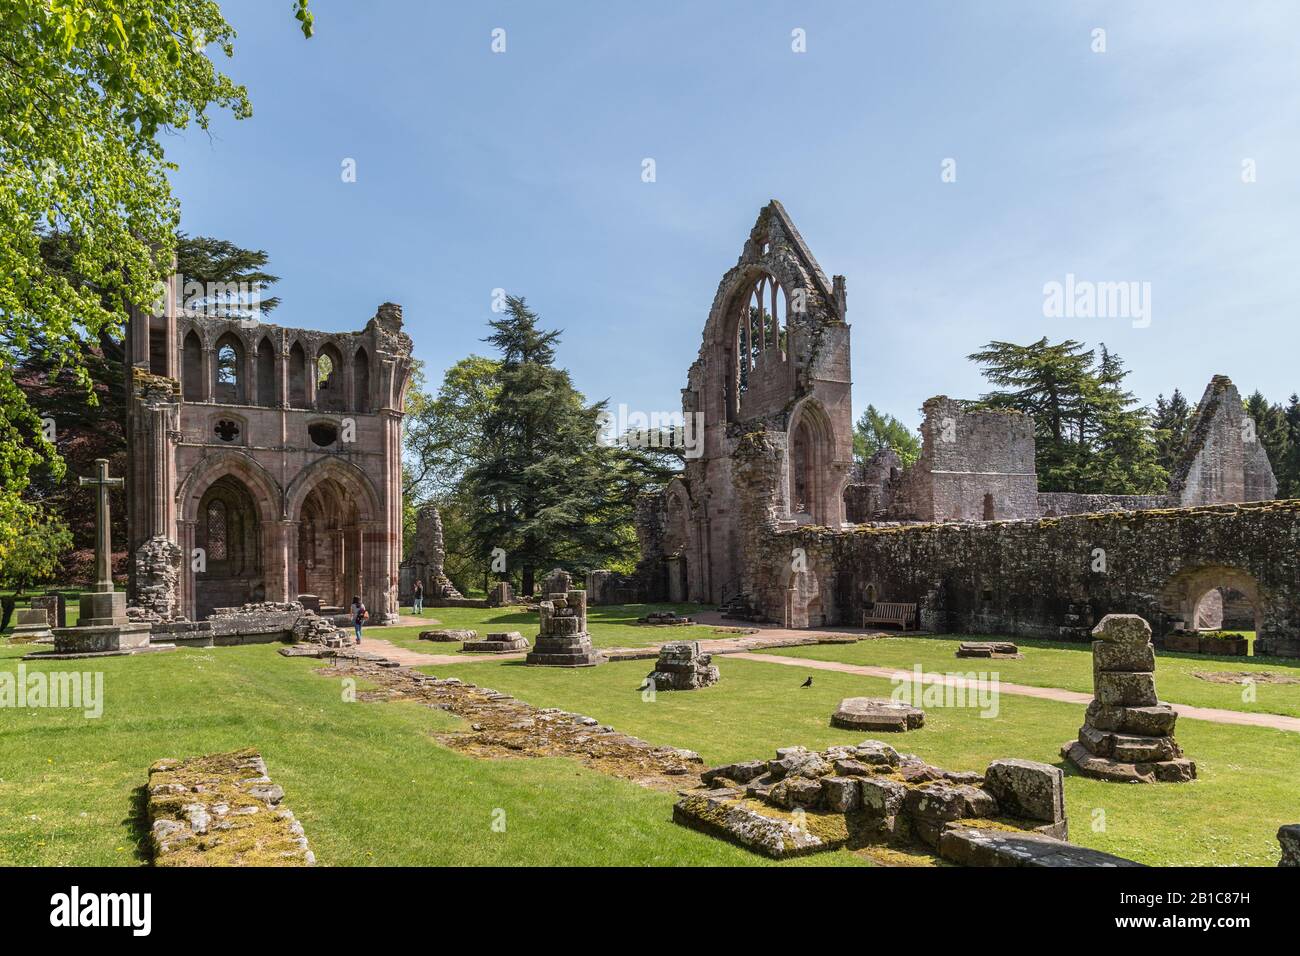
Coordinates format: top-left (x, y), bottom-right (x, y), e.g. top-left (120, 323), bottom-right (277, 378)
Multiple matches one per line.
top-left (747, 500), bottom-right (1300, 657)
top-left (146, 748), bottom-right (315, 866)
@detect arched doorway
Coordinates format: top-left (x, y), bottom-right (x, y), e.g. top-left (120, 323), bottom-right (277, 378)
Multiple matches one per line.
top-left (786, 399), bottom-right (839, 526)
top-left (296, 477), bottom-right (361, 608)
top-left (1162, 564), bottom-right (1261, 652)
top-left (195, 474), bottom-right (264, 618)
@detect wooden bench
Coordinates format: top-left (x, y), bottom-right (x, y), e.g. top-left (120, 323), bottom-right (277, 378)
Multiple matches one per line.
top-left (862, 602), bottom-right (917, 630)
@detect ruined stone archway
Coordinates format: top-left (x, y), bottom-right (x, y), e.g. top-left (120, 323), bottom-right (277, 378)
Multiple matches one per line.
top-left (778, 552), bottom-right (832, 629)
top-left (786, 397), bottom-right (843, 527)
top-left (286, 458), bottom-right (387, 618)
top-left (1162, 564), bottom-right (1261, 638)
top-left (297, 477), bottom-right (361, 608)
top-left (194, 475), bottom-right (263, 618)
top-left (178, 451), bottom-right (286, 620)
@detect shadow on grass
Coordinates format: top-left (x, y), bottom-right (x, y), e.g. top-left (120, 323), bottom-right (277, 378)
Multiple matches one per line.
top-left (124, 784), bottom-right (153, 866)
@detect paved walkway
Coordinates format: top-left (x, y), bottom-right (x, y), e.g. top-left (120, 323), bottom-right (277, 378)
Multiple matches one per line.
top-left (730, 652), bottom-right (1300, 734)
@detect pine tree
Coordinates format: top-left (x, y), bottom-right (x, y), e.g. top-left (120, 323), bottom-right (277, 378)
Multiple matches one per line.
top-left (1282, 394), bottom-right (1300, 498)
top-left (1151, 388), bottom-right (1191, 475)
top-left (852, 405), bottom-right (921, 470)
top-left (968, 338), bottom-right (1166, 494)
top-left (463, 296), bottom-right (668, 594)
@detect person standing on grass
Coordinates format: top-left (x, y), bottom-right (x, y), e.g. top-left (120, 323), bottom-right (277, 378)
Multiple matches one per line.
top-left (413, 579), bottom-right (424, 616)
top-left (350, 595), bottom-right (368, 644)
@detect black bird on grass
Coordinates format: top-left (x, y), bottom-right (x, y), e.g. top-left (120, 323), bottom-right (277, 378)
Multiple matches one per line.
top-left (801, 676), bottom-right (813, 688)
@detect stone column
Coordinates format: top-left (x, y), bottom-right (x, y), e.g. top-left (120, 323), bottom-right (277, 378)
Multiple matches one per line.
top-left (202, 347), bottom-right (215, 402)
top-left (178, 519), bottom-right (197, 620)
top-left (281, 519), bottom-right (299, 602)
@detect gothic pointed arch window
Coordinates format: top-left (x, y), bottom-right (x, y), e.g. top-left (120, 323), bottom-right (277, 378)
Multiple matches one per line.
top-left (727, 271), bottom-right (791, 421)
top-left (213, 332), bottom-right (245, 404)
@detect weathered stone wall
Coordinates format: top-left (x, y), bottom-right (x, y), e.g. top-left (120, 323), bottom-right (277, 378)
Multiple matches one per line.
top-left (747, 500), bottom-right (1300, 657)
top-left (665, 201), bottom-right (854, 604)
top-left (1037, 492), bottom-right (1170, 516)
top-left (127, 298), bottom-right (413, 625)
top-left (888, 398), bottom-right (1039, 522)
top-left (1170, 377), bottom-right (1277, 506)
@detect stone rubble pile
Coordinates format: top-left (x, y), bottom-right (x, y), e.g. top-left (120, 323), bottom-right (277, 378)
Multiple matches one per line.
top-left (1279, 825), bottom-right (1300, 867)
top-left (637, 611), bottom-right (696, 626)
top-left (147, 748), bottom-right (315, 866)
top-left (955, 641), bottom-right (1021, 659)
top-left (676, 742), bottom-right (1137, 865)
top-left (318, 653), bottom-right (702, 783)
top-left (645, 641), bottom-right (719, 691)
top-left (1062, 613), bottom-right (1196, 783)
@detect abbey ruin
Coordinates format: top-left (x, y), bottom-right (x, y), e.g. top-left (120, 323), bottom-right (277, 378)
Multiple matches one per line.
top-left (123, 282), bottom-right (412, 624)
top-left (624, 201), bottom-right (1299, 657)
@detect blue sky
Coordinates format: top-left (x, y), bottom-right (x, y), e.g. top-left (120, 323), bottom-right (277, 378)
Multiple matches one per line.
top-left (167, 0), bottom-right (1300, 428)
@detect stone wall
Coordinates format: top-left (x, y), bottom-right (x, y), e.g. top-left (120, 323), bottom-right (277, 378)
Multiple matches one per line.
top-left (1038, 492), bottom-right (1169, 516)
top-left (1170, 376), bottom-right (1277, 506)
top-left (126, 297), bottom-right (413, 625)
top-left (888, 398), bottom-right (1039, 522)
top-left (746, 500), bottom-right (1300, 657)
top-left (147, 748), bottom-right (315, 866)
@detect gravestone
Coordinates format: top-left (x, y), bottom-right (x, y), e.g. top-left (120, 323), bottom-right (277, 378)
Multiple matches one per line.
top-left (1061, 614), bottom-right (1195, 783)
top-left (31, 594), bottom-right (65, 628)
top-left (525, 589), bottom-right (602, 666)
top-left (8, 608), bottom-right (54, 644)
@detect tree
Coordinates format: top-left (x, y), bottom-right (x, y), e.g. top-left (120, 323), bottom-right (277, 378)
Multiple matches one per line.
top-left (1151, 389), bottom-right (1191, 476)
top-left (0, 0), bottom-right (310, 568)
top-left (852, 405), bottom-right (920, 470)
top-left (1282, 394), bottom-right (1300, 499)
top-left (403, 355), bottom-right (501, 502)
top-left (968, 338), bottom-right (1166, 494)
top-left (16, 236), bottom-right (283, 581)
top-left (174, 234), bottom-right (282, 317)
top-left (0, 507), bottom-right (72, 631)
top-left (462, 296), bottom-right (672, 594)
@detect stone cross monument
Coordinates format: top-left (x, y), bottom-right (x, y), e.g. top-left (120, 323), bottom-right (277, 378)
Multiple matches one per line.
top-left (50, 459), bottom-right (152, 654)
top-left (82, 459), bottom-right (123, 596)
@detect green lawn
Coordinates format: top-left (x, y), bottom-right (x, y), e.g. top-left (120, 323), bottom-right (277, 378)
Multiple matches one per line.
top-left (380, 602), bottom-right (727, 654)
top-left (424, 654), bottom-right (1295, 866)
top-left (750, 634), bottom-right (1300, 719)
top-left (4, 610), bottom-right (1295, 867)
top-left (0, 642), bottom-right (856, 867)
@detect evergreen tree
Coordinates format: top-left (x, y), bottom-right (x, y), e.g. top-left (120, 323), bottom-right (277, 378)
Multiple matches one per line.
top-left (1282, 394), bottom-right (1300, 498)
top-left (968, 338), bottom-right (1166, 494)
top-left (462, 296), bottom-right (671, 594)
top-left (17, 236), bottom-right (282, 581)
top-left (852, 405), bottom-right (921, 470)
top-left (1151, 389), bottom-right (1191, 476)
